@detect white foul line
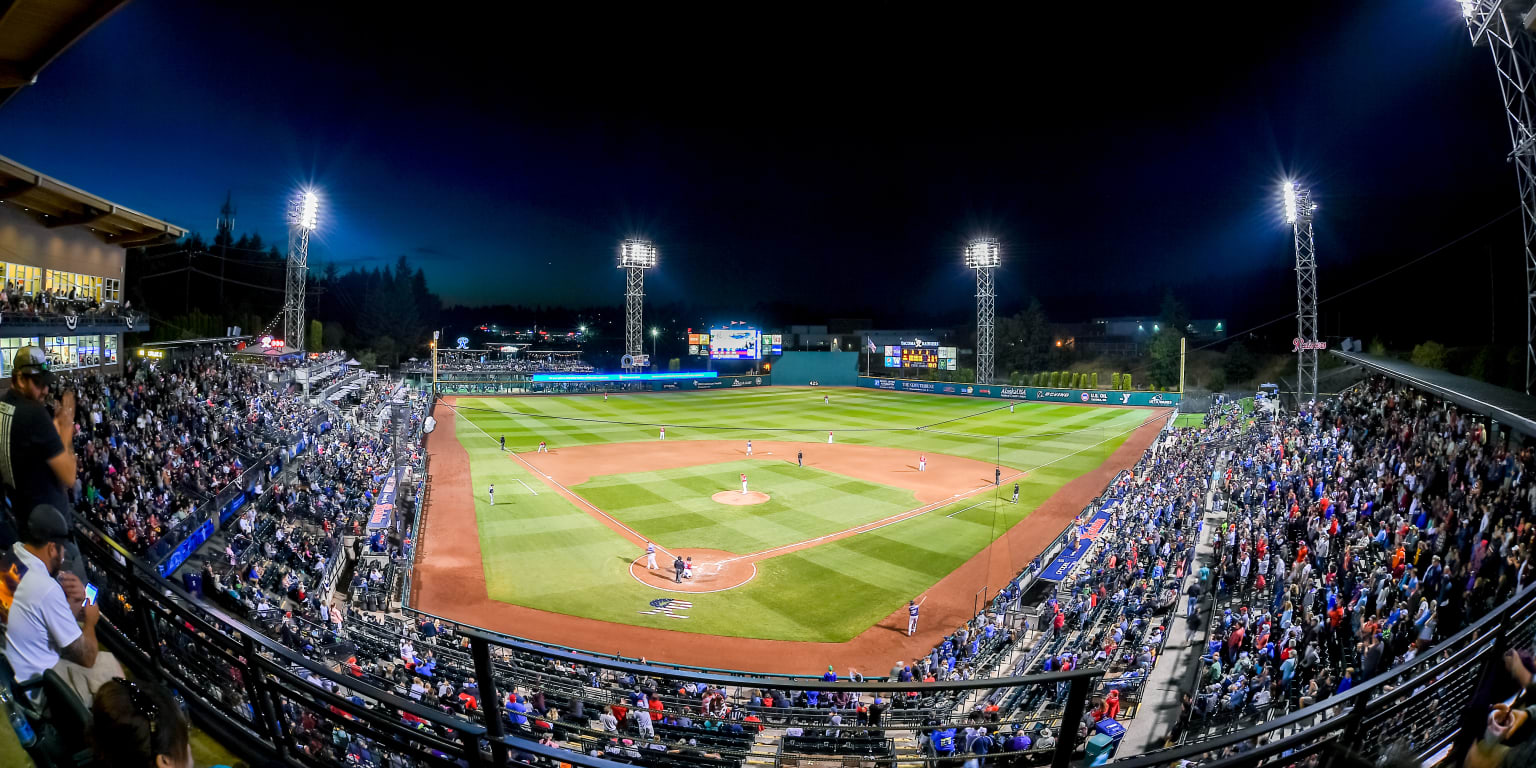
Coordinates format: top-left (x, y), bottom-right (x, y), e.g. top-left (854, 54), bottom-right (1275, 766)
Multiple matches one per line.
top-left (946, 500), bottom-right (988, 519)
top-left (515, 479), bottom-right (539, 496)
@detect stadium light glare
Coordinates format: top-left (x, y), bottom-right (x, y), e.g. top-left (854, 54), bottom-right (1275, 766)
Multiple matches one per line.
top-left (297, 189), bottom-right (319, 231)
top-left (619, 238), bottom-right (658, 268)
top-left (963, 238), bottom-right (1001, 269)
top-left (1461, 0), bottom-right (1476, 18)
top-left (1282, 181), bottom-right (1298, 224)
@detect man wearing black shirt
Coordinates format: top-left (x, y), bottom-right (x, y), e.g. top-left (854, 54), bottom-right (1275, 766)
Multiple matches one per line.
top-left (0, 347), bottom-right (76, 562)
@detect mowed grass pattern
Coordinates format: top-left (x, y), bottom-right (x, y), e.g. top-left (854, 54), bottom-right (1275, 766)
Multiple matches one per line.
top-left (576, 461), bottom-right (917, 553)
top-left (449, 388), bottom-right (1152, 642)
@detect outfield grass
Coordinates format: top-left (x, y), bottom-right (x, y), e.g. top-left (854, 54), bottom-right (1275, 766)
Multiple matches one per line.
top-left (449, 388), bottom-right (1151, 642)
top-left (1173, 413), bottom-right (1206, 429)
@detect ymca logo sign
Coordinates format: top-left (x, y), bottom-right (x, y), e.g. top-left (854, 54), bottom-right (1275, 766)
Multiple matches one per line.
top-left (1120, 393), bottom-right (1132, 404)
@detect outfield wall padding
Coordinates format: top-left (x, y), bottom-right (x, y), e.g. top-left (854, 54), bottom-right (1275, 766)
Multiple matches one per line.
top-left (771, 351), bottom-right (858, 386)
top-left (856, 376), bottom-right (1181, 406)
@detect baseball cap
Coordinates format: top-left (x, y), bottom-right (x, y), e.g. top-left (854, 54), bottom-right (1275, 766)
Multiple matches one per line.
top-left (11, 345), bottom-right (54, 387)
top-left (27, 504), bottom-right (70, 544)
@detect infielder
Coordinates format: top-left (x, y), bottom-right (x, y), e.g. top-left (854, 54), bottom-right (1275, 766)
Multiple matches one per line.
top-left (538, 440), bottom-right (548, 453)
top-left (919, 454), bottom-right (926, 472)
top-left (995, 467), bottom-right (1001, 486)
top-left (1012, 482), bottom-right (1020, 503)
top-left (740, 472), bottom-right (749, 494)
top-left (659, 426), bottom-right (666, 440)
top-left (645, 541), bottom-right (657, 569)
top-left (604, 392), bottom-right (609, 402)
top-left (488, 484), bottom-right (494, 505)
top-left (746, 440), bottom-right (753, 457)
top-left (797, 450), bottom-right (804, 467)
top-left (907, 596), bottom-right (927, 636)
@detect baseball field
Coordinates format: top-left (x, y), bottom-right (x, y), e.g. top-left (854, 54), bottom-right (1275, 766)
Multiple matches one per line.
top-left (411, 386), bottom-right (1166, 670)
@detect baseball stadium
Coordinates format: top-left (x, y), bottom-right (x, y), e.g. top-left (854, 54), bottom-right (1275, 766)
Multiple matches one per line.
top-left (9, 4), bottom-right (1536, 768)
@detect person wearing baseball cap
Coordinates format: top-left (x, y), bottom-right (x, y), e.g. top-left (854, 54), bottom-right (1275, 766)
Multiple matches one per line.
top-left (0, 345), bottom-right (77, 561)
top-left (6, 504), bottom-right (123, 706)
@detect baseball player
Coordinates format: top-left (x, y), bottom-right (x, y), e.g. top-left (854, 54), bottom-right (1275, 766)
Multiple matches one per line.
top-left (488, 484), bottom-right (494, 505)
top-left (604, 391), bottom-right (609, 402)
top-left (1012, 482), bottom-right (1020, 504)
top-left (499, 435), bottom-right (506, 451)
top-left (995, 467), bottom-right (1001, 486)
top-left (828, 431), bottom-right (834, 444)
top-left (824, 394), bottom-right (829, 405)
top-left (660, 426), bottom-right (666, 440)
top-left (919, 454), bottom-right (926, 472)
top-left (645, 541), bottom-right (657, 569)
top-left (797, 450), bottom-right (803, 467)
top-left (740, 472), bottom-right (749, 494)
top-left (746, 440), bottom-right (753, 457)
top-left (907, 596), bottom-right (927, 636)
top-left (538, 440), bottom-right (548, 453)
top-left (1009, 403), bottom-right (1015, 414)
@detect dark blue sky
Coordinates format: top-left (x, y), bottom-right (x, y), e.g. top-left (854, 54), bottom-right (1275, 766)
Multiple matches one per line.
top-left (0, 1), bottom-right (1519, 344)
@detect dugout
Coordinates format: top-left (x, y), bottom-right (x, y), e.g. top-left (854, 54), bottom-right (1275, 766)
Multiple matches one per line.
top-left (771, 350), bottom-right (858, 386)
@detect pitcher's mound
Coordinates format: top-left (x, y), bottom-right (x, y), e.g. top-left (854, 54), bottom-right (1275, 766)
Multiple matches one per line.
top-left (712, 490), bottom-right (770, 506)
top-left (630, 548), bottom-right (756, 593)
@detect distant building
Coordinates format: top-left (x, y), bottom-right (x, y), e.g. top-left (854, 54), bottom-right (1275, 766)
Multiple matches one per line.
top-left (1078, 316), bottom-right (1226, 357)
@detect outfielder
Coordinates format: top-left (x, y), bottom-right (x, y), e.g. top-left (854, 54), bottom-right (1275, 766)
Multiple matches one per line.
top-left (645, 541), bottom-right (657, 569)
top-left (824, 394), bottom-right (829, 405)
top-left (500, 435), bottom-right (506, 451)
top-left (746, 440), bottom-right (753, 457)
top-left (828, 431), bottom-right (834, 444)
top-left (740, 472), bottom-right (749, 494)
top-left (659, 426), bottom-right (666, 440)
top-left (919, 454), bottom-right (926, 472)
top-left (907, 596), bottom-right (927, 636)
top-left (488, 484), bottom-right (494, 505)
top-left (1009, 403), bottom-right (1015, 414)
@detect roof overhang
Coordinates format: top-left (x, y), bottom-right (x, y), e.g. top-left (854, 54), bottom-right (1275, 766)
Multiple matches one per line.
top-left (0, 0), bottom-right (129, 109)
top-left (1332, 350), bottom-right (1536, 437)
top-left (0, 152), bottom-right (186, 246)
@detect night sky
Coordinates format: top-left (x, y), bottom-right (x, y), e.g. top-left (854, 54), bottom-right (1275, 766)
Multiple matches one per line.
top-left (0, 1), bottom-right (1518, 347)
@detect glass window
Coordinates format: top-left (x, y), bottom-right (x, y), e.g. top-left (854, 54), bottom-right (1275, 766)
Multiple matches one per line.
top-left (1, 263), bottom-right (41, 296)
top-left (104, 334), bottom-right (118, 364)
top-left (44, 269), bottom-right (107, 302)
top-left (42, 335), bottom-right (106, 371)
top-left (103, 278), bottom-right (121, 303)
top-left (0, 337), bottom-right (40, 374)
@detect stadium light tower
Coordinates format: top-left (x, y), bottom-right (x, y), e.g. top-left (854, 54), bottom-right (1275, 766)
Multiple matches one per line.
top-left (965, 238), bottom-right (1001, 385)
top-left (1459, 0), bottom-right (1536, 392)
top-left (285, 189), bottom-right (319, 354)
top-left (619, 239), bottom-right (657, 372)
top-left (1284, 181), bottom-right (1320, 406)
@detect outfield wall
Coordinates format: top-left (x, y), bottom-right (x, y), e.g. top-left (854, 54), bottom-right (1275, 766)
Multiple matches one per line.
top-left (770, 350), bottom-right (858, 386)
top-left (856, 375), bottom-right (1181, 406)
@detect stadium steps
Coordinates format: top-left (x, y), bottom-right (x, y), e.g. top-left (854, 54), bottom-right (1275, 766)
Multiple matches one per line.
top-left (745, 731), bottom-right (780, 764)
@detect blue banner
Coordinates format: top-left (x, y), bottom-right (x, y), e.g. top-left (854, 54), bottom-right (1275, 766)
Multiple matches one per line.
top-left (369, 473), bottom-right (398, 529)
top-left (221, 491), bottom-right (249, 523)
top-left (158, 520), bottom-right (214, 577)
top-left (858, 377), bottom-right (1180, 407)
top-left (1038, 505), bottom-right (1113, 582)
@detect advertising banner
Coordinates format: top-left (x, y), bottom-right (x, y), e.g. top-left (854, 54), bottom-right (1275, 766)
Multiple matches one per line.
top-left (857, 377), bottom-right (1179, 406)
top-left (369, 474), bottom-right (398, 530)
top-left (654, 375), bottom-right (769, 392)
top-left (1038, 505), bottom-right (1113, 582)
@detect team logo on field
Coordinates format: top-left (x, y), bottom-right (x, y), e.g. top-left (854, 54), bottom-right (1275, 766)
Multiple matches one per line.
top-left (638, 598), bottom-right (693, 619)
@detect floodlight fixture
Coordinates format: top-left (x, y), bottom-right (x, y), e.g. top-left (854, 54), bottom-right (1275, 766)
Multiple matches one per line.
top-left (296, 189), bottom-right (319, 231)
top-left (619, 238), bottom-right (658, 269)
top-left (964, 238), bottom-right (1001, 269)
top-left (1283, 182), bottom-right (1298, 224)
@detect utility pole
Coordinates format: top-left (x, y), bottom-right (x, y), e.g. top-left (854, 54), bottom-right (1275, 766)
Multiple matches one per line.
top-left (218, 191), bottom-right (235, 305)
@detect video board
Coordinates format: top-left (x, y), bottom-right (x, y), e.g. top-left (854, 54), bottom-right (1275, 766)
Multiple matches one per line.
top-left (710, 328), bottom-right (761, 360)
top-left (688, 333), bottom-right (710, 356)
top-left (883, 341), bottom-right (957, 370)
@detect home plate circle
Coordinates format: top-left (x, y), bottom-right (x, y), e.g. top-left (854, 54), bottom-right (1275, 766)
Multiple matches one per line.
top-left (630, 547), bottom-right (756, 593)
top-left (712, 490), bottom-right (770, 506)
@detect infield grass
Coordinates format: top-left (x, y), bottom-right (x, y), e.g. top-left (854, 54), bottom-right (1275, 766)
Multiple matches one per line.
top-left (447, 388), bottom-right (1153, 644)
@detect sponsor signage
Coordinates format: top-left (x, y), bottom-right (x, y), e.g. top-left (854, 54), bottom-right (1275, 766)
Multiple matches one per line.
top-left (856, 377), bottom-right (1180, 406)
top-left (369, 474), bottom-right (397, 529)
top-left (1039, 505), bottom-right (1113, 582)
top-left (1292, 338), bottom-right (1328, 352)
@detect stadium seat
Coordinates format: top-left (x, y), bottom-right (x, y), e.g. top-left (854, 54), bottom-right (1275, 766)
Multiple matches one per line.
top-left (0, 651), bottom-right (93, 768)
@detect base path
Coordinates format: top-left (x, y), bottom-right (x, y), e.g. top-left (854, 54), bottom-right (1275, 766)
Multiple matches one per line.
top-left (412, 396), bottom-right (1166, 674)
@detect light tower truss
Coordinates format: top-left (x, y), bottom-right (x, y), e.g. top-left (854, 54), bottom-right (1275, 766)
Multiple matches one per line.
top-left (619, 239), bottom-right (657, 372)
top-left (1461, 0), bottom-right (1536, 392)
top-left (965, 239), bottom-right (1001, 385)
top-left (1285, 182), bottom-right (1319, 406)
top-left (285, 190), bottom-right (318, 353)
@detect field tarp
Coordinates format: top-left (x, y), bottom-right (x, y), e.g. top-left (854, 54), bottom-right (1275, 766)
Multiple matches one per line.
top-left (856, 376), bottom-right (1181, 407)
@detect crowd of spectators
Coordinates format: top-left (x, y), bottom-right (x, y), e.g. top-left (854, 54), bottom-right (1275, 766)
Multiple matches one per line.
top-left (1181, 378), bottom-right (1536, 745)
top-left (0, 279), bottom-right (134, 319)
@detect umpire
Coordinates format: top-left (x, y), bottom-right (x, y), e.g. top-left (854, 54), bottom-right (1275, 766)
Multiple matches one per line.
top-left (0, 346), bottom-right (81, 575)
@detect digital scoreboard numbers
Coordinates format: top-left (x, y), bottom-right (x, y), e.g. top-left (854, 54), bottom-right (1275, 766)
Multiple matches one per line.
top-left (883, 340), bottom-right (956, 370)
top-left (901, 347), bottom-right (939, 367)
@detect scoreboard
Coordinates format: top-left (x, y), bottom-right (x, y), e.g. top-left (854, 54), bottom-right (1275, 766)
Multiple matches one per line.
top-left (884, 341), bottom-right (957, 370)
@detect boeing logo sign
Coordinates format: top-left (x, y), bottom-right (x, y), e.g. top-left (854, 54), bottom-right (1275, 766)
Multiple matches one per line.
top-left (1292, 338), bottom-right (1327, 352)
top-left (1033, 389), bottom-right (1072, 400)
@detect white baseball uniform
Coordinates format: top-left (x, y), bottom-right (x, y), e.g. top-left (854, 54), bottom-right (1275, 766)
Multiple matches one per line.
top-left (919, 455), bottom-right (926, 471)
top-left (488, 484), bottom-right (494, 505)
top-left (746, 441), bottom-right (753, 456)
top-left (740, 473), bottom-right (748, 494)
top-left (646, 543), bottom-right (657, 569)
top-left (660, 427), bottom-right (666, 440)
top-left (828, 431), bottom-right (834, 444)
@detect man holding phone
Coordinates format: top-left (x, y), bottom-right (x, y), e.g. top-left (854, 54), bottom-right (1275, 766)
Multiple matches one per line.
top-left (0, 346), bottom-right (79, 575)
top-left (5, 504), bottom-right (121, 706)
